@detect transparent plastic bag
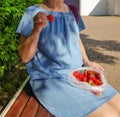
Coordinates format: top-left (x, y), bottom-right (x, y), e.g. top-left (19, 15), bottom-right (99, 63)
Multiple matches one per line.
top-left (68, 67), bottom-right (107, 96)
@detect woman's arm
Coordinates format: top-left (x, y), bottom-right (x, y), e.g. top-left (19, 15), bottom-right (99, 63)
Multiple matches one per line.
top-left (18, 12), bottom-right (48, 63)
top-left (79, 39), bottom-right (104, 71)
top-left (18, 31), bottom-right (40, 63)
top-left (79, 39), bottom-right (89, 66)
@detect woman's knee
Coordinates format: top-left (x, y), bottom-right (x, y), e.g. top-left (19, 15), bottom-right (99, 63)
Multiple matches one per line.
top-left (87, 102), bottom-right (120, 117)
top-left (108, 93), bottom-right (120, 112)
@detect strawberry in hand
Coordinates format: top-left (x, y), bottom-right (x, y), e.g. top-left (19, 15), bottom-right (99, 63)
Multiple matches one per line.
top-left (47, 14), bottom-right (54, 22)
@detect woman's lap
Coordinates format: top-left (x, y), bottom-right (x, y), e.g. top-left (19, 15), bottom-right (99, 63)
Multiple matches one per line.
top-left (30, 78), bottom-right (117, 117)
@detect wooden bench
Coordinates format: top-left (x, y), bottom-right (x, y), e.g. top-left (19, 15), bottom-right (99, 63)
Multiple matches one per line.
top-left (1, 77), bottom-right (55, 117)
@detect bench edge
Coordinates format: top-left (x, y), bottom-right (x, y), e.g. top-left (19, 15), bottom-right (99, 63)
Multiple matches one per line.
top-left (0, 76), bottom-right (30, 117)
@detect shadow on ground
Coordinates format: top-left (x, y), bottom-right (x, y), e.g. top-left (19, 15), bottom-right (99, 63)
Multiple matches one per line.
top-left (81, 34), bottom-right (120, 64)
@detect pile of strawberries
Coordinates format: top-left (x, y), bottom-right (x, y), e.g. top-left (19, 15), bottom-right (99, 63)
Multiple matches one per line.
top-left (73, 69), bottom-right (103, 86)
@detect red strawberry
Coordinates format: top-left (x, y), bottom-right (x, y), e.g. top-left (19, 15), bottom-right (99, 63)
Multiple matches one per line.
top-left (95, 72), bottom-right (101, 79)
top-left (47, 14), bottom-right (54, 22)
top-left (87, 70), bottom-right (93, 76)
top-left (82, 76), bottom-right (87, 82)
top-left (88, 75), bottom-right (95, 80)
top-left (88, 76), bottom-right (97, 85)
top-left (73, 71), bottom-right (79, 78)
top-left (94, 79), bottom-right (102, 85)
top-left (92, 91), bottom-right (101, 96)
top-left (77, 73), bottom-right (84, 81)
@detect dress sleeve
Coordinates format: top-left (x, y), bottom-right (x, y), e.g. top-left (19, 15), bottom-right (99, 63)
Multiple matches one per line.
top-left (77, 13), bottom-right (85, 32)
top-left (16, 7), bottom-right (34, 37)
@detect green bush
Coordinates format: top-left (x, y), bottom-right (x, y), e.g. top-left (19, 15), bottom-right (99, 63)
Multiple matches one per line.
top-left (0, 0), bottom-right (44, 78)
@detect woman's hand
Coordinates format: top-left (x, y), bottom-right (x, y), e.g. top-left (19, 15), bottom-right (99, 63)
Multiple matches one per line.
top-left (33, 12), bottom-right (48, 32)
top-left (85, 61), bottom-right (104, 72)
top-left (79, 40), bottom-right (104, 72)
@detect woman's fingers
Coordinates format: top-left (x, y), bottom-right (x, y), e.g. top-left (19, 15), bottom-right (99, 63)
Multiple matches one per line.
top-left (87, 61), bottom-right (104, 72)
top-left (33, 12), bottom-right (48, 32)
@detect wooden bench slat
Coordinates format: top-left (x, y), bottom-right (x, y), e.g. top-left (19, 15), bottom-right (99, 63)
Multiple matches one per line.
top-left (20, 96), bottom-right (39, 117)
top-left (36, 105), bottom-right (51, 117)
top-left (3, 81), bottom-right (55, 117)
top-left (5, 90), bottom-right (30, 117)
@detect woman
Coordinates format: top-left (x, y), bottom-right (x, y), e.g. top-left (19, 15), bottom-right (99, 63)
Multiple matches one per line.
top-left (16, 0), bottom-right (120, 116)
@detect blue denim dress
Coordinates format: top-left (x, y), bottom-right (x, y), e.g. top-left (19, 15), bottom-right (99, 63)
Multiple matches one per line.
top-left (16, 5), bottom-right (117, 117)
